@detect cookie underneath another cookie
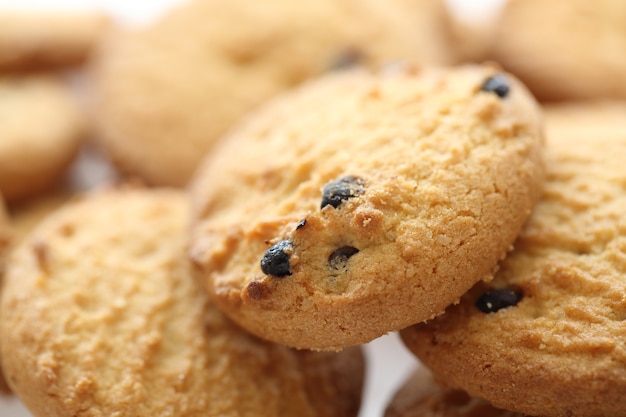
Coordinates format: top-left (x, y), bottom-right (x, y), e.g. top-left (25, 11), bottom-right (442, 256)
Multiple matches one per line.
top-left (488, 0), bottom-right (626, 101)
top-left (0, 188), bottom-right (365, 417)
top-left (190, 64), bottom-right (545, 350)
top-left (384, 366), bottom-right (526, 417)
top-left (91, 0), bottom-right (455, 186)
top-left (401, 101), bottom-right (626, 417)
top-left (0, 76), bottom-right (86, 203)
top-left (0, 11), bottom-right (110, 71)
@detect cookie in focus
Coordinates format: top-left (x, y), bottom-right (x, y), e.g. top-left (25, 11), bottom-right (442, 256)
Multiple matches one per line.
top-left (401, 101), bottom-right (626, 417)
top-left (190, 64), bottom-right (545, 350)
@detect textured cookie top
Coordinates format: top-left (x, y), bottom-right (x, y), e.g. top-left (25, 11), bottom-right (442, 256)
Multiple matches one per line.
top-left (0, 76), bottom-right (86, 202)
top-left (401, 102), bottom-right (626, 417)
top-left (190, 64), bottom-right (545, 350)
top-left (489, 0), bottom-right (626, 101)
top-left (91, 0), bottom-right (454, 186)
top-left (0, 11), bottom-right (110, 71)
top-left (0, 188), bottom-right (365, 417)
top-left (384, 366), bottom-right (525, 417)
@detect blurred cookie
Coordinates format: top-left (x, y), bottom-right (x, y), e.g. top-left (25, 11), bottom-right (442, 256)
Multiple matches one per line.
top-left (401, 102), bottom-right (626, 417)
top-left (489, 0), bottom-right (626, 101)
top-left (384, 366), bottom-right (525, 417)
top-left (91, 0), bottom-right (454, 186)
top-left (189, 64), bottom-right (545, 350)
top-left (0, 11), bottom-right (110, 71)
top-left (0, 193), bottom-right (11, 394)
top-left (0, 193), bottom-right (10, 272)
top-left (0, 188), bottom-right (365, 417)
top-left (7, 187), bottom-right (72, 243)
top-left (0, 76), bottom-right (86, 202)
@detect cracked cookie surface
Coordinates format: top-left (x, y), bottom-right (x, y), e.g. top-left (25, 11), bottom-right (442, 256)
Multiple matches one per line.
top-left (401, 102), bottom-right (626, 417)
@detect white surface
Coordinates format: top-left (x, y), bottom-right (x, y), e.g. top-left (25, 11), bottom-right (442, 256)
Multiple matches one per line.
top-left (0, 1), bottom-right (502, 416)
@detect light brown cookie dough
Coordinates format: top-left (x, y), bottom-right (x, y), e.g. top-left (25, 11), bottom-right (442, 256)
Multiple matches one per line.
top-left (189, 64), bottom-right (545, 350)
top-left (0, 76), bottom-right (86, 203)
top-left (401, 101), bottom-right (626, 417)
top-left (488, 0), bottom-right (626, 101)
top-left (0, 11), bottom-right (110, 71)
top-left (0, 188), bottom-right (365, 417)
top-left (384, 366), bottom-right (526, 417)
top-left (91, 0), bottom-right (455, 187)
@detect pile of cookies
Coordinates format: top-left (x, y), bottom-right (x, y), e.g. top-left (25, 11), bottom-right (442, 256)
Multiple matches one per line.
top-left (0, 0), bottom-right (625, 416)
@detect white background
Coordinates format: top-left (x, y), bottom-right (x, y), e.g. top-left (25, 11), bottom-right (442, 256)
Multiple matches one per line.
top-left (0, 1), bottom-right (504, 416)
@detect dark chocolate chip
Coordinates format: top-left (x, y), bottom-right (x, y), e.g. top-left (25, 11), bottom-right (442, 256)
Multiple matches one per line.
top-left (295, 219), bottom-right (307, 230)
top-left (328, 246), bottom-right (359, 264)
top-left (260, 240), bottom-right (293, 277)
top-left (328, 47), bottom-right (364, 71)
top-left (481, 74), bottom-right (510, 98)
top-left (475, 288), bottom-right (522, 313)
top-left (321, 176), bottom-right (365, 209)
top-left (328, 246), bottom-right (359, 275)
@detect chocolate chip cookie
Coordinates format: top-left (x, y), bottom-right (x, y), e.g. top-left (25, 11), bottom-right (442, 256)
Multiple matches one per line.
top-left (0, 188), bottom-right (365, 416)
top-left (401, 101), bottom-right (626, 417)
top-left (190, 64), bottom-right (545, 350)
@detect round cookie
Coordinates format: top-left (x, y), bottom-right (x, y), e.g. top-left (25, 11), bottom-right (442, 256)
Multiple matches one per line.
top-left (401, 102), bottom-right (626, 417)
top-left (488, 0), bottom-right (626, 101)
top-left (0, 188), bottom-right (365, 416)
top-left (0, 76), bottom-right (86, 203)
top-left (91, 0), bottom-right (455, 187)
top-left (189, 64), bottom-right (545, 350)
top-left (384, 366), bottom-right (526, 417)
top-left (0, 11), bottom-right (110, 71)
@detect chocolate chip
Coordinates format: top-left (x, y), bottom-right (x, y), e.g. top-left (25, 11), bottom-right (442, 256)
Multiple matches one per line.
top-left (475, 288), bottom-right (522, 313)
top-left (321, 176), bottom-right (365, 209)
top-left (260, 240), bottom-right (293, 277)
top-left (481, 74), bottom-right (510, 98)
top-left (328, 246), bottom-right (359, 272)
top-left (295, 219), bottom-right (307, 230)
top-left (328, 47), bottom-right (363, 71)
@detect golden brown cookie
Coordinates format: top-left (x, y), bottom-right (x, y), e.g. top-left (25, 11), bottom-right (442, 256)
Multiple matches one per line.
top-left (0, 188), bottom-right (365, 417)
top-left (401, 101), bottom-right (626, 417)
top-left (0, 76), bottom-right (86, 203)
top-left (384, 366), bottom-right (526, 417)
top-left (91, 0), bottom-right (455, 186)
top-left (488, 0), bottom-right (626, 101)
top-left (189, 64), bottom-right (545, 350)
top-left (0, 11), bottom-right (110, 71)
